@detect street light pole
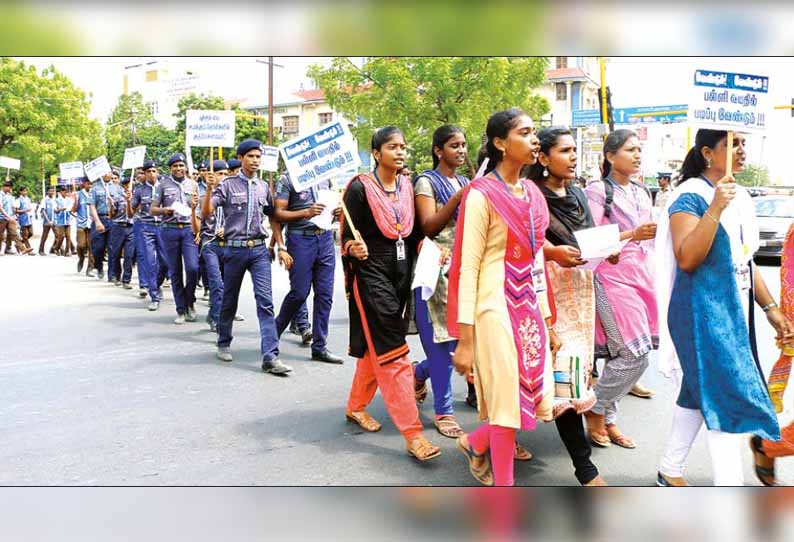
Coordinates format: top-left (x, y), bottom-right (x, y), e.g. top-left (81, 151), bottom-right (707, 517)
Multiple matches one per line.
top-left (255, 58), bottom-right (285, 189)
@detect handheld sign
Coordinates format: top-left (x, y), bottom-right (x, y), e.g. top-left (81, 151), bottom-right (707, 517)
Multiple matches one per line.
top-left (122, 146), bottom-right (147, 170)
top-left (688, 69), bottom-right (769, 133)
top-left (84, 156), bottom-right (112, 181)
top-left (0, 156), bottom-right (21, 170)
top-left (259, 145), bottom-right (280, 172)
top-left (59, 161), bottom-right (85, 181)
top-left (186, 110), bottom-right (236, 148)
top-left (279, 121), bottom-right (361, 192)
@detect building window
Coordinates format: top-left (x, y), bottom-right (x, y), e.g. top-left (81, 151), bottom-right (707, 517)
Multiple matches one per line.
top-left (555, 56), bottom-right (568, 69)
top-left (147, 101), bottom-right (158, 116)
top-left (555, 83), bottom-right (567, 102)
top-left (318, 112), bottom-right (333, 125)
top-left (145, 70), bottom-right (158, 82)
top-left (282, 115), bottom-right (299, 136)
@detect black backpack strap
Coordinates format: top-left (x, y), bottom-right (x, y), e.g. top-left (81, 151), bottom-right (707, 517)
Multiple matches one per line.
top-left (601, 179), bottom-right (614, 218)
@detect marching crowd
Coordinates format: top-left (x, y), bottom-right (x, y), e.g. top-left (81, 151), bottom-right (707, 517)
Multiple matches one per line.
top-left (2, 107), bottom-right (794, 487)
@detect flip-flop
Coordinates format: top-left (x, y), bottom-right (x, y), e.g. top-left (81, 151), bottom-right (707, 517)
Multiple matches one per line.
top-left (514, 443), bottom-right (533, 461)
top-left (456, 436), bottom-right (494, 486)
top-left (606, 424), bottom-right (636, 449)
top-left (589, 430), bottom-right (612, 448)
top-left (434, 416), bottom-right (464, 438)
top-left (750, 436), bottom-right (777, 486)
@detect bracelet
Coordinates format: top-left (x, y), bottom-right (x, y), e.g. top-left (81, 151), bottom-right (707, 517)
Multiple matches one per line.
top-left (277, 246), bottom-right (288, 253)
top-left (762, 302), bottom-right (778, 313)
top-left (704, 211), bottom-right (719, 224)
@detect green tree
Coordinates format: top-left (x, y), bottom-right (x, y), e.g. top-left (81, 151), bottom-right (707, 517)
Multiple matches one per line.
top-left (173, 93), bottom-right (277, 168)
top-left (735, 163), bottom-right (770, 187)
top-left (307, 57), bottom-right (551, 174)
top-left (105, 92), bottom-right (178, 171)
top-left (0, 58), bottom-right (104, 199)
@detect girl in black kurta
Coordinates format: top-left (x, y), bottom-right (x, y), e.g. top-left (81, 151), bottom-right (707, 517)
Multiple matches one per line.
top-left (341, 126), bottom-right (441, 462)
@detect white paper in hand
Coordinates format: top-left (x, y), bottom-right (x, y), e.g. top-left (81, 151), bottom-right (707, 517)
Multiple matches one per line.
top-left (309, 189), bottom-right (340, 231)
top-left (170, 202), bottom-right (192, 217)
top-left (574, 224), bottom-right (624, 270)
top-left (411, 238), bottom-right (442, 301)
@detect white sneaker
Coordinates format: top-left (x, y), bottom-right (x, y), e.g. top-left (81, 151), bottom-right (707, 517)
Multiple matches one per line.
top-left (148, 301), bottom-right (159, 311)
top-left (216, 347), bottom-right (233, 362)
top-left (174, 314), bottom-right (186, 325)
top-left (185, 306), bottom-right (197, 322)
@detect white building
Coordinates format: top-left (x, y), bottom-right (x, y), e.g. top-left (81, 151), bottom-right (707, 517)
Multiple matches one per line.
top-left (122, 59), bottom-right (204, 128)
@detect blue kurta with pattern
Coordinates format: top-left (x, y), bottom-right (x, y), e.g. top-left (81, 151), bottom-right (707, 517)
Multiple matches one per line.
top-left (668, 192), bottom-right (779, 440)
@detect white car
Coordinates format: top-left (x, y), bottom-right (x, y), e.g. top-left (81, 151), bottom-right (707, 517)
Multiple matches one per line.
top-left (754, 196), bottom-right (794, 260)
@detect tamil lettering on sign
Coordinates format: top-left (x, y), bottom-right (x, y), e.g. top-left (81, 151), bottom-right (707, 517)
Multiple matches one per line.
top-left (688, 70), bottom-right (769, 132)
top-left (0, 156), bottom-right (21, 170)
top-left (614, 104), bottom-right (688, 125)
top-left (84, 156), bottom-right (112, 181)
top-left (121, 146), bottom-right (147, 170)
top-left (571, 109), bottom-right (602, 127)
top-left (259, 145), bottom-right (279, 172)
top-left (59, 161), bottom-right (85, 180)
top-left (279, 121), bottom-right (361, 192)
top-left (185, 110), bottom-right (236, 147)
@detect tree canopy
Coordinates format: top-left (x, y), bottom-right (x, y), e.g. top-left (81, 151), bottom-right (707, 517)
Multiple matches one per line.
top-left (308, 57), bottom-right (551, 173)
top-left (0, 58), bottom-right (103, 198)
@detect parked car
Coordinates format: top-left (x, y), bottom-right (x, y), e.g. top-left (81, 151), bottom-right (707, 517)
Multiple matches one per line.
top-left (754, 196), bottom-right (794, 260)
top-left (748, 187), bottom-right (769, 198)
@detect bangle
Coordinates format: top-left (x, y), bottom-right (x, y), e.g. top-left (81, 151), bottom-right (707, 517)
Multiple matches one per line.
top-left (704, 211), bottom-right (719, 224)
top-left (277, 246), bottom-right (288, 253)
top-left (762, 302), bottom-right (778, 313)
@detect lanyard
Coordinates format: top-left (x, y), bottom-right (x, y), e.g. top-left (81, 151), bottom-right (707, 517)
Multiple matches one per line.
top-left (372, 170), bottom-right (403, 237)
top-left (606, 175), bottom-right (643, 228)
top-left (492, 170), bottom-right (536, 254)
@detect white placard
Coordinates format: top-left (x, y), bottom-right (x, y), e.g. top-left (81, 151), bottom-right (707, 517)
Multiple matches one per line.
top-left (59, 161), bottom-right (85, 180)
top-left (0, 156), bottom-right (21, 170)
top-left (122, 146), bottom-right (147, 170)
top-left (170, 202), bottom-right (192, 217)
top-left (308, 189), bottom-right (340, 231)
top-left (688, 69), bottom-right (769, 133)
top-left (84, 156), bottom-right (112, 181)
top-left (259, 145), bottom-right (279, 172)
top-left (279, 121), bottom-right (361, 192)
top-left (411, 238), bottom-right (443, 301)
top-left (185, 110), bottom-right (236, 147)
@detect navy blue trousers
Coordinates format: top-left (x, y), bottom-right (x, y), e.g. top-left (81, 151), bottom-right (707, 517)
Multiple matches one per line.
top-left (90, 216), bottom-right (112, 274)
top-left (160, 226), bottom-right (199, 314)
top-left (275, 231), bottom-right (335, 353)
top-left (201, 242), bottom-right (223, 325)
top-left (217, 243), bottom-right (279, 362)
top-left (109, 223), bottom-right (135, 284)
top-left (135, 222), bottom-right (168, 302)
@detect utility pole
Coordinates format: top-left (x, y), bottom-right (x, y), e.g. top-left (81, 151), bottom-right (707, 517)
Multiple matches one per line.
top-left (255, 58), bottom-right (285, 189)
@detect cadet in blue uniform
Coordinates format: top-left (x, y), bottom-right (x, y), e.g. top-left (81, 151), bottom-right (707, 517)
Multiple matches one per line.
top-left (202, 139), bottom-right (293, 375)
top-left (88, 172), bottom-right (114, 279)
top-left (38, 186), bottom-right (57, 256)
top-left (151, 153), bottom-right (200, 324)
top-left (226, 159), bottom-right (241, 178)
top-left (196, 161), bottom-right (210, 301)
top-left (130, 160), bottom-right (168, 311)
top-left (108, 175), bottom-right (136, 288)
top-left (73, 177), bottom-right (95, 275)
top-left (198, 159), bottom-right (228, 332)
top-left (274, 174), bottom-right (343, 364)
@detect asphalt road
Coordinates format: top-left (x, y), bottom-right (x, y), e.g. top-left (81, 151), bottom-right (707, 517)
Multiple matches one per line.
top-left (1, 250), bottom-right (791, 486)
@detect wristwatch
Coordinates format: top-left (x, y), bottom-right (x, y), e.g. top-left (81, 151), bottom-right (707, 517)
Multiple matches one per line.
top-left (277, 245), bottom-right (288, 253)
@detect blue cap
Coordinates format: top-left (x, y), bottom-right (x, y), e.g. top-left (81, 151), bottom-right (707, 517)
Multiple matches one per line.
top-left (212, 160), bottom-right (228, 171)
top-left (236, 139), bottom-right (263, 157)
top-left (198, 161), bottom-right (209, 170)
top-left (142, 159), bottom-right (157, 170)
top-left (121, 176), bottom-right (131, 184)
top-left (227, 159), bottom-right (241, 169)
top-left (168, 153), bottom-right (187, 167)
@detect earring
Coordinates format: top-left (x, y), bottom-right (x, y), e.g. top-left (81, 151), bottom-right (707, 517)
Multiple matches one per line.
top-left (706, 158), bottom-right (712, 168)
top-left (542, 167), bottom-right (549, 177)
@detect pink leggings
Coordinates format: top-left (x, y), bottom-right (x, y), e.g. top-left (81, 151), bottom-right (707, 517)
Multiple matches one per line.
top-left (468, 423), bottom-right (517, 486)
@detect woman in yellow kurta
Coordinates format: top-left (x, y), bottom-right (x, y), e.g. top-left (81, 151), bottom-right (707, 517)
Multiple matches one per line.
top-left (449, 109), bottom-right (554, 486)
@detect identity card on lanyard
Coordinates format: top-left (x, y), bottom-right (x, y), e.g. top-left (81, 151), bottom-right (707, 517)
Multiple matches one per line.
top-left (374, 171), bottom-right (407, 261)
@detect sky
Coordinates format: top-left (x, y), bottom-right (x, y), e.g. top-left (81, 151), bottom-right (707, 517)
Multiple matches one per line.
top-left (12, 56), bottom-right (794, 183)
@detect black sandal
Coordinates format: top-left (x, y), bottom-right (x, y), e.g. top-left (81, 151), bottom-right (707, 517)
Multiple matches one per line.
top-left (750, 436), bottom-right (777, 487)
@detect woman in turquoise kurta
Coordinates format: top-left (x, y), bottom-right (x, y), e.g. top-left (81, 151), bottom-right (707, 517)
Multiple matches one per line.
top-left (656, 129), bottom-right (794, 486)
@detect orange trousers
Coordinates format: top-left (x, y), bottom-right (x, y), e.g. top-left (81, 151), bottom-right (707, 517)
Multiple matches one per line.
top-left (347, 352), bottom-right (423, 442)
top-left (762, 422), bottom-right (794, 458)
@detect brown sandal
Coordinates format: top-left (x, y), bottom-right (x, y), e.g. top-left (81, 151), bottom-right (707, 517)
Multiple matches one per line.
top-left (457, 435), bottom-right (494, 486)
top-left (514, 443), bottom-right (534, 461)
top-left (606, 424), bottom-right (636, 449)
top-left (750, 436), bottom-right (777, 486)
top-left (406, 435), bottom-right (442, 462)
top-left (345, 410), bottom-right (382, 432)
top-left (413, 363), bottom-right (428, 404)
top-left (585, 411), bottom-right (611, 448)
top-left (434, 415), bottom-right (464, 438)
